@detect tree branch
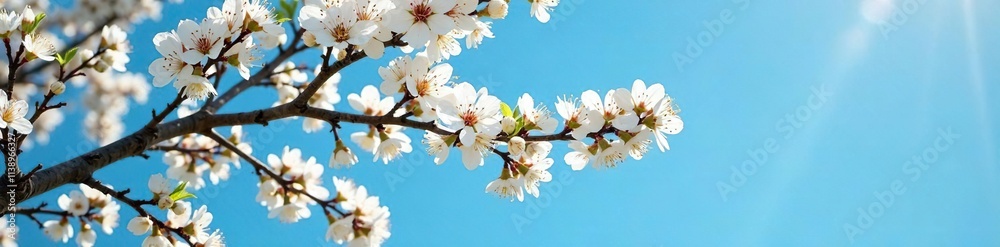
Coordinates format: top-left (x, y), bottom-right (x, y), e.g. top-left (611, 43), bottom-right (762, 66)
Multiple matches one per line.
top-left (203, 130), bottom-right (346, 216)
top-left (81, 178), bottom-right (193, 246)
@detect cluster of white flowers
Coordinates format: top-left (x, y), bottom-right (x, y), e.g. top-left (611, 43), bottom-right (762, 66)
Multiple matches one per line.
top-left (335, 51), bottom-right (684, 203)
top-left (127, 174), bottom-right (225, 246)
top-left (10, 0), bottom-right (688, 246)
top-left (257, 146), bottom-right (330, 223)
top-left (251, 149), bottom-right (392, 246)
top-left (297, 0), bottom-right (553, 62)
top-left (159, 122), bottom-right (251, 190)
top-left (562, 80), bottom-right (684, 171)
top-left (1, 4), bottom-right (158, 148)
top-left (408, 77), bottom-right (681, 201)
top-left (54, 0), bottom-right (178, 37)
top-left (326, 177), bottom-right (391, 246)
top-left (41, 184), bottom-right (122, 246)
top-left (1, 6), bottom-right (57, 63)
top-left (149, 0), bottom-right (285, 101)
top-left (79, 71), bottom-right (150, 145)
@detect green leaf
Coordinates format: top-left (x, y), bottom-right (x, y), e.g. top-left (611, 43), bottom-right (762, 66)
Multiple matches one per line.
top-left (23, 12), bottom-right (46, 34)
top-left (63, 47), bottom-right (78, 64)
top-left (171, 181), bottom-right (187, 195)
top-left (275, 17), bottom-right (292, 24)
top-left (34, 12), bottom-right (46, 24)
top-left (500, 102), bottom-right (513, 117)
top-left (170, 190), bottom-right (197, 202)
top-left (168, 181), bottom-right (197, 202)
top-left (273, 9), bottom-right (288, 22)
top-left (55, 53), bottom-right (65, 66)
top-left (280, 0), bottom-right (298, 22)
top-left (512, 117), bottom-right (525, 135)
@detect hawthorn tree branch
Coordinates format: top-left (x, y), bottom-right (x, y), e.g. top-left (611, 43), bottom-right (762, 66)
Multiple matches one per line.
top-left (4, 98), bottom-right (576, 214)
top-left (2, 31), bottom-right (537, 215)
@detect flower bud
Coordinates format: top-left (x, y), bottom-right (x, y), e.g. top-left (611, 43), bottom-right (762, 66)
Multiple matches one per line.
top-left (171, 201), bottom-right (191, 216)
top-left (330, 140), bottom-right (358, 169)
top-left (501, 116), bottom-right (517, 134)
top-left (126, 216), bottom-right (152, 236)
top-left (488, 0), bottom-right (509, 19)
top-left (79, 48), bottom-right (96, 66)
top-left (157, 196), bottom-right (174, 210)
top-left (303, 32), bottom-right (318, 47)
top-left (336, 49), bottom-right (347, 60)
top-left (508, 136), bottom-right (525, 157)
top-left (49, 81), bottom-right (65, 95)
top-left (19, 6), bottom-right (35, 32)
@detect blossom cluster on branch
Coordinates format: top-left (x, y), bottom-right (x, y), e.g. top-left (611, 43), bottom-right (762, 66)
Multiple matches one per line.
top-left (3, 0), bottom-right (686, 246)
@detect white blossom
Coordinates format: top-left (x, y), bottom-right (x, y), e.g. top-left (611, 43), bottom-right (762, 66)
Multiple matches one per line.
top-left (529, 0), bottom-right (559, 23)
top-left (404, 55), bottom-right (452, 121)
top-left (57, 191), bottom-right (90, 216)
top-left (99, 24), bottom-right (132, 72)
top-left (378, 55), bottom-right (412, 95)
top-left (465, 20), bottom-right (493, 49)
top-left (142, 234), bottom-right (171, 247)
top-left (647, 96), bottom-right (684, 152)
top-left (326, 215), bottom-right (355, 244)
top-left (386, 0), bottom-right (456, 48)
top-left (485, 169), bottom-right (524, 202)
top-left (564, 140), bottom-right (594, 171)
top-left (486, 0), bottom-right (508, 19)
top-left (268, 202), bottom-right (311, 223)
top-left (0, 10), bottom-right (19, 38)
top-left (422, 131), bottom-right (454, 165)
top-left (555, 95), bottom-right (602, 140)
top-left (331, 139), bottom-right (359, 169)
top-left (0, 86), bottom-right (33, 134)
top-left (516, 93), bottom-right (557, 134)
top-left (518, 141), bottom-right (554, 198)
top-left (97, 201), bottom-right (121, 234)
top-left (299, 1), bottom-right (378, 49)
top-left (438, 82), bottom-right (501, 150)
top-left (372, 125), bottom-right (413, 164)
top-left (189, 205), bottom-right (214, 242)
top-left (581, 89), bottom-right (638, 131)
top-left (127, 216), bottom-right (152, 236)
top-left (21, 34), bottom-right (56, 61)
top-left (42, 219), bottom-right (73, 243)
top-left (177, 18), bottom-right (229, 64)
top-left (270, 61), bottom-right (307, 87)
top-left (76, 224), bottom-right (97, 247)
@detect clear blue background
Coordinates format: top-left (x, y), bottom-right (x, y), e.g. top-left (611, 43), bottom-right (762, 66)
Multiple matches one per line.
top-left (15, 0), bottom-right (1000, 246)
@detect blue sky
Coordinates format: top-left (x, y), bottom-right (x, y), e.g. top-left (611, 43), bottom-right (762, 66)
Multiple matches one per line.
top-left (16, 0), bottom-right (1000, 246)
